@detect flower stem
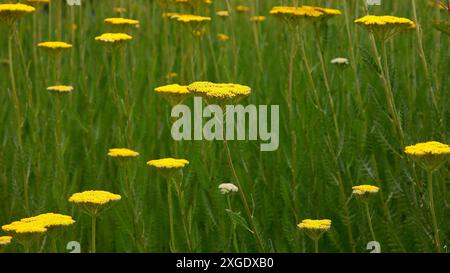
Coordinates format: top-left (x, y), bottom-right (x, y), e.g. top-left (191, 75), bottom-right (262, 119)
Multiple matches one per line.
top-left (91, 215), bottom-right (96, 253)
top-left (314, 239), bottom-right (319, 253)
top-left (364, 202), bottom-right (376, 242)
top-left (167, 182), bottom-right (177, 252)
top-left (8, 28), bottom-right (22, 148)
top-left (427, 170), bottom-right (441, 253)
top-left (223, 140), bottom-right (264, 252)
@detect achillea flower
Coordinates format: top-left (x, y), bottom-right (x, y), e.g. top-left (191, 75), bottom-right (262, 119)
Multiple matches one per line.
top-left (95, 33), bottom-right (132, 43)
top-left (355, 15), bottom-right (416, 41)
top-left (166, 72), bottom-right (178, 80)
top-left (147, 158), bottom-right (189, 169)
top-left (297, 219), bottom-right (332, 240)
top-left (47, 85), bottom-right (74, 93)
top-left (154, 84), bottom-right (190, 105)
top-left (331, 57), bottom-right (349, 65)
top-left (217, 33), bottom-right (230, 41)
top-left (0, 3), bottom-right (35, 25)
top-left (216, 10), bottom-right (230, 17)
top-left (405, 141), bottom-right (450, 171)
top-left (174, 14), bottom-right (211, 24)
top-left (162, 12), bottom-right (181, 19)
top-left (2, 221), bottom-right (47, 235)
top-left (187, 81), bottom-right (251, 103)
top-left (0, 236), bottom-right (12, 246)
top-left (107, 148), bottom-right (139, 158)
top-left (24, 0), bottom-right (49, 9)
top-left (104, 17), bottom-right (139, 26)
top-left (250, 16), bottom-right (266, 23)
top-left (235, 5), bottom-right (250, 13)
top-left (20, 213), bottom-right (75, 229)
top-left (38, 41), bottom-right (72, 52)
top-left (69, 190), bottom-right (122, 206)
top-left (218, 183), bottom-right (238, 194)
top-left (352, 185), bottom-right (380, 201)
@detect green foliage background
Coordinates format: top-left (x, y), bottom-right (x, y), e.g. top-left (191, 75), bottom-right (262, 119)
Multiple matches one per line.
top-left (0, 0), bottom-right (449, 253)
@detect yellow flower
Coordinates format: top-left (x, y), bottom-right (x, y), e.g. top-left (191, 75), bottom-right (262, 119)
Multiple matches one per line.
top-left (352, 185), bottom-right (380, 201)
top-left (216, 10), bottom-right (230, 17)
top-left (187, 81), bottom-right (251, 102)
top-left (235, 5), bottom-right (250, 13)
top-left (0, 3), bottom-right (35, 25)
top-left (297, 219), bottom-right (332, 240)
top-left (47, 85), bottom-right (74, 93)
top-left (38, 41), bottom-right (73, 50)
top-left (95, 32), bottom-right (133, 43)
top-left (405, 141), bottom-right (450, 171)
top-left (166, 72), bottom-right (178, 80)
top-left (104, 17), bottom-right (139, 26)
top-left (162, 12), bottom-right (181, 19)
top-left (217, 33), bottom-right (230, 41)
top-left (20, 213), bottom-right (75, 229)
top-left (174, 14), bottom-right (211, 24)
top-left (2, 221), bottom-right (47, 235)
top-left (270, 5), bottom-right (340, 26)
top-left (69, 190), bottom-right (122, 206)
top-left (147, 158), bottom-right (189, 169)
top-left (154, 84), bottom-right (191, 105)
top-left (107, 148), bottom-right (139, 158)
top-left (0, 236), bottom-right (12, 246)
top-left (355, 15), bottom-right (416, 41)
top-left (250, 16), bottom-right (266, 22)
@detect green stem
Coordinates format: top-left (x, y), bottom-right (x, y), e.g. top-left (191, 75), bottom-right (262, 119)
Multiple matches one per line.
top-left (364, 202), bottom-right (376, 242)
top-left (8, 29), bottom-right (22, 148)
top-left (427, 171), bottom-right (441, 253)
top-left (91, 215), bottom-right (96, 253)
top-left (227, 195), bottom-right (239, 252)
top-left (167, 182), bottom-right (177, 252)
top-left (223, 140), bottom-right (264, 252)
top-left (314, 239), bottom-right (319, 253)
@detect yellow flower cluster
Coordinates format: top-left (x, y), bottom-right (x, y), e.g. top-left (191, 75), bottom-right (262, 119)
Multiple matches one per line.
top-left (147, 158), bottom-right (189, 169)
top-left (0, 3), bottom-right (35, 25)
top-left (95, 33), bottom-right (133, 43)
top-left (174, 14), bottom-right (211, 24)
top-left (38, 41), bottom-right (73, 50)
top-left (270, 5), bottom-right (339, 19)
top-left (217, 33), bottom-right (230, 41)
top-left (352, 185), bottom-right (380, 195)
top-left (107, 148), bottom-right (140, 158)
top-left (405, 141), bottom-right (450, 156)
top-left (297, 219), bottom-right (332, 231)
top-left (236, 5), bottom-right (250, 13)
top-left (69, 190), bottom-right (122, 205)
top-left (250, 16), bottom-right (266, 23)
top-left (47, 85), bottom-right (74, 93)
top-left (2, 213), bottom-right (75, 235)
top-left (216, 10), bottom-right (230, 17)
top-left (104, 17), bottom-right (140, 26)
top-left (0, 236), bottom-right (12, 246)
top-left (187, 81), bottom-right (251, 101)
top-left (355, 15), bottom-right (416, 40)
top-left (154, 84), bottom-right (189, 95)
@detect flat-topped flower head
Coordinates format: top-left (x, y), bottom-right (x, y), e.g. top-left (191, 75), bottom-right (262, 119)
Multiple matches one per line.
top-left (147, 158), bottom-right (189, 169)
top-left (38, 41), bottom-right (72, 50)
top-left (95, 33), bottom-right (132, 49)
top-left (355, 15), bottom-right (416, 41)
top-left (250, 16), bottom-right (266, 23)
top-left (0, 3), bottom-right (35, 25)
top-left (20, 213), bottom-right (75, 229)
top-left (218, 183), bottom-right (238, 194)
top-left (0, 236), bottom-right (12, 248)
top-left (235, 5), bottom-right (250, 13)
top-left (303, 5), bottom-right (342, 18)
top-left (297, 219), bottom-right (332, 240)
top-left (352, 185), bottom-right (380, 201)
top-left (174, 14), bottom-right (211, 24)
top-left (331, 57), bottom-right (349, 65)
top-left (270, 5), bottom-right (340, 27)
top-left (217, 33), bottom-right (230, 41)
top-left (69, 190), bottom-right (121, 206)
top-left (104, 17), bottom-right (139, 32)
top-left (2, 221), bottom-right (47, 235)
top-left (107, 148), bottom-right (139, 158)
top-left (154, 84), bottom-right (191, 105)
top-left (104, 17), bottom-right (139, 26)
top-left (216, 10), bottom-right (230, 18)
top-left (187, 81), bottom-right (251, 103)
top-left (405, 141), bottom-right (450, 171)
top-left (47, 85), bottom-right (74, 94)
top-left (24, 0), bottom-right (49, 9)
